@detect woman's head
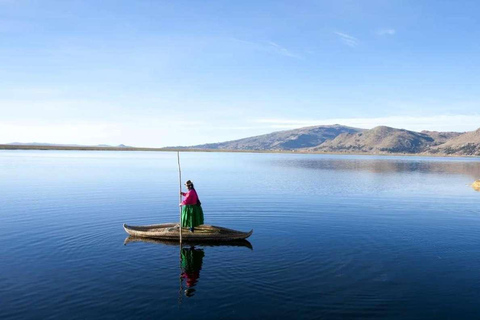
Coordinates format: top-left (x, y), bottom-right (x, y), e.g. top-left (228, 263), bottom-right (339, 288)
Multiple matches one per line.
top-left (185, 180), bottom-right (194, 190)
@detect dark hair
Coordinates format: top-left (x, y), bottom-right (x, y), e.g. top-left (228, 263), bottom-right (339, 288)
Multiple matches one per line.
top-left (185, 180), bottom-right (194, 189)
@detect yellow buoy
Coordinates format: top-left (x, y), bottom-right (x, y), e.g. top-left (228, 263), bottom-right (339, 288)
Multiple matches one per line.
top-left (472, 180), bottom-right (480, 191)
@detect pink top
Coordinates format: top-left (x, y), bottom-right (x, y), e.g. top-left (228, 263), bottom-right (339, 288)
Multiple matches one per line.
top-left (181, 189), bottom-right (199, 205)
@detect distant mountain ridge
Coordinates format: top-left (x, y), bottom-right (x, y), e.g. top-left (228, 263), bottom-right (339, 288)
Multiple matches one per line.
top-left (182, 124), bottom-right (480, 156)
top-left (5, 125), bottom-right (480, 156)
top-left (188, 124), bottom-right (364, 150)
top-left (431, 128), bottom-right (480, 155)
top-left (421, 131), bottom-right (464, 145)
top-left (310, 126), bottom-right (435, 153)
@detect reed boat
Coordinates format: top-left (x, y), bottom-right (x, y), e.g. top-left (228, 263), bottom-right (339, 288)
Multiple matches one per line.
top-left (123, 223), bottom-right (253, 241)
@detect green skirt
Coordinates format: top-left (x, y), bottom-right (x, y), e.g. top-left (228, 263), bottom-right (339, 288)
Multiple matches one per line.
top-left (181, 205), bottom-right (204, 228)
top-left (181, 247), bottom-right (205, 272)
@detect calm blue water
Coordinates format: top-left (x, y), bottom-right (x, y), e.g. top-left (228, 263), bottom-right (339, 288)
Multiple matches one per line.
top-left (1, 150), bottom-right (479, 319)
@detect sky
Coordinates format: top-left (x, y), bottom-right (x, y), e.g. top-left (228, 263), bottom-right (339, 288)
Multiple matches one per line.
top-left (1, 0), bottom-right (480, 147)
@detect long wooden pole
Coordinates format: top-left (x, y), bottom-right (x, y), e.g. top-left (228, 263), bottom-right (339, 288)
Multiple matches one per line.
top-left (177, 151), bottom-right (182, 244)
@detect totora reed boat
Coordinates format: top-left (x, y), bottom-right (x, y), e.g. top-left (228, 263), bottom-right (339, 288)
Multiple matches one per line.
top-left (123, 223), bottom-right (253, 241)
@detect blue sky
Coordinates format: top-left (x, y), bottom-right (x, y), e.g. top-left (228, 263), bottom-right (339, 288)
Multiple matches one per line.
top-left (1, 0), bottom-right (480, 147)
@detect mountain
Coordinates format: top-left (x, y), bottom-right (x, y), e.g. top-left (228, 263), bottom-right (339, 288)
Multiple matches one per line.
top-left (6, 125), bottom-right (480, 156)
top-left (309, 126), bottom-right (435, 153)
top-left (431, 128), bottom-right (480, 155)
top-left (187, 125), bottom-right (364, 150)
top-left (97, 144), bottom-right (131, 148)
top-left (181, 124), bottom-right (480, 156)
top-left (421, 131), bottom-right (464, 145)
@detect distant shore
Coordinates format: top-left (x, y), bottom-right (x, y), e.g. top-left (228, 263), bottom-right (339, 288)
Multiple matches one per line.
top-left (0, 144), bottom-right (166, 152)
top-left (1, 144), bottom-right (478, 158)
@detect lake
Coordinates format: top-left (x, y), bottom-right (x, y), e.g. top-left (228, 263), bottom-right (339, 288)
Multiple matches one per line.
top-left (1, 150), bottom-right (479, 319)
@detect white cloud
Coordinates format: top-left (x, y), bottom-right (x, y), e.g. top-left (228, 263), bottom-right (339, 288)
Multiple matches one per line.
top-left (254, 115), bottom-right (480, 132)
top-left (267, 41), bottom-right (301, 59)
top-left (231, 38), bottom-right (301, 59)
top-left (334, 31), bottom-right (359, 47)
top-left (377, 28), bottom-right (396, 36)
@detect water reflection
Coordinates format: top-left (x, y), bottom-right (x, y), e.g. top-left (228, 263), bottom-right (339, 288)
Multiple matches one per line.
top-left (181, 246), bottom-right (204, 297)
top-left (273, 157), bottom-right (480, 179)
top-left (124, 237), bottom-right (253, 299)
top-left (123, 236), bottom-right (253, 249)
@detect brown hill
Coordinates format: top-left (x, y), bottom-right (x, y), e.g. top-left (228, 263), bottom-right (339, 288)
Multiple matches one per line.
top-left (187, 125), bottom-right (363, 150)
top-left (421, 131), bottom-right (464, 145)
top-left (431, 128), bottom-right (480, 155)
top-left (310, 126), bottom-right (435, 153)
top-left (168, 124), bottom-right (477, 156)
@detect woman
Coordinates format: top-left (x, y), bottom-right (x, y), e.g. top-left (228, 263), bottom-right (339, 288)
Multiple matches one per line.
top-left (180, 180), bottom-right (204, 232)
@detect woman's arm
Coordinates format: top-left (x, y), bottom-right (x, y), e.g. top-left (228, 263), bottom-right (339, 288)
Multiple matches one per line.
top-left (181, 190), bottom-right (198, 205)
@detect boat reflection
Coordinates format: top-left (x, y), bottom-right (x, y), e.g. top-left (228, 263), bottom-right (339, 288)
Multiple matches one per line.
top-left (123, 236), bottom-right (253, 249)
top-left (124, 236), bottom-right (253, 299)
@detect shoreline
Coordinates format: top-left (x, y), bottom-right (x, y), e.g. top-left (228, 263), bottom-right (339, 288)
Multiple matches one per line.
top-left (0, 144), bottom-right (478, 158)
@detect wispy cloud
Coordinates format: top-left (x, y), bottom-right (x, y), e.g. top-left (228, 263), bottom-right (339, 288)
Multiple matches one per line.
top-left (231, 38), bottom-right (301, 59)
top-left (334, 32), bottom-right (359, 47)
top-left (377, 28), bottom-right (396, 36)
top-left (254, 115), bottom-right (480, 132)
top-left (267, 41), bottom-right (301, 59)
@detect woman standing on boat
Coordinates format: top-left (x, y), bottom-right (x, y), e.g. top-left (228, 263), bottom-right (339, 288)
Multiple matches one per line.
top-left (180, 180), bottom-right (204, 232)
